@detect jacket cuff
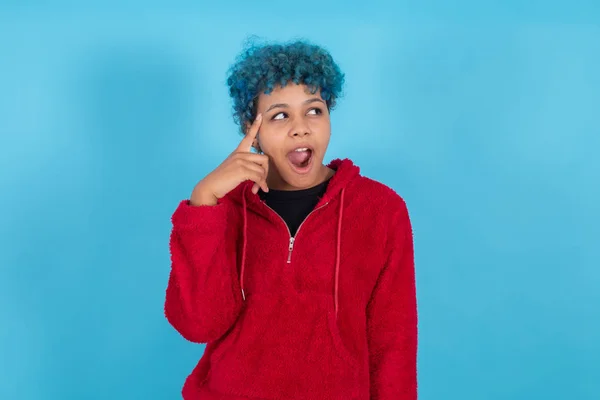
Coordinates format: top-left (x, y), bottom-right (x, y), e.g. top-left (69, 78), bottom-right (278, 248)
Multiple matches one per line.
top-left (171, 199), bottom-right (231, 231)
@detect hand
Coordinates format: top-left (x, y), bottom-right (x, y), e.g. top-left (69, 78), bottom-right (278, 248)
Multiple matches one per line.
top-left (190, 114), bottom-right (269, 206)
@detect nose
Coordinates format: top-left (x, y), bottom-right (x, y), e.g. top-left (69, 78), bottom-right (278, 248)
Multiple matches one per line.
top-left (289, 118), bottom-right (310, 138)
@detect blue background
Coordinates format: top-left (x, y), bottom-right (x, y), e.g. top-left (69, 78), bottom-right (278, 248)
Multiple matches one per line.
top-left (1, 2), bottom-right (599, 399)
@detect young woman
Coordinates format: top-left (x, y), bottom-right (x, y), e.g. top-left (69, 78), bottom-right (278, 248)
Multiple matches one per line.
top-left (165, 38), bottom-right (418, 399)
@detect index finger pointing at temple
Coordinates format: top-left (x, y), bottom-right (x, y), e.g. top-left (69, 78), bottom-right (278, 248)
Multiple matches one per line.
top-left (237, 113), bottom-right (263, 152)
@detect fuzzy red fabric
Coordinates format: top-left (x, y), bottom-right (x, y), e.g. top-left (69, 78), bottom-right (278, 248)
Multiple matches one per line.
top-left (165, 158), bottom-right (417, 400)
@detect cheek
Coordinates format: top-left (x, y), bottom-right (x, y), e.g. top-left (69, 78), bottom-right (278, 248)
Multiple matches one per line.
top-left (314, 119), bottom-right (332, 138)
top-left (257, 131), bottom-right (283, 155)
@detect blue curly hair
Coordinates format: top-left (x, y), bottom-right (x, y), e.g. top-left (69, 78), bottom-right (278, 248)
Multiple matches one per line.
top-left (226, 37), bottom-right (345, 135)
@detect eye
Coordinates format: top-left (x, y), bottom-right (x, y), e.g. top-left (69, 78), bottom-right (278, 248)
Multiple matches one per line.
top-left (271, 108), bottom-right (323, 121)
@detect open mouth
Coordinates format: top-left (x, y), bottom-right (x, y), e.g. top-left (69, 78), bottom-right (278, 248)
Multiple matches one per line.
top-left (287, 147), bottom-right (314, 172)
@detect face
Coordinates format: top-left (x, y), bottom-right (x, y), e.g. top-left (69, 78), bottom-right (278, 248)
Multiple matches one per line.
top-left (247, 83), bottom-right (333, 191)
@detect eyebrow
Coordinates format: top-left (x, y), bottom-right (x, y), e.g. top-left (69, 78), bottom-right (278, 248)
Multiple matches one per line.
top-left (264, 98), bottom-right (325, 113)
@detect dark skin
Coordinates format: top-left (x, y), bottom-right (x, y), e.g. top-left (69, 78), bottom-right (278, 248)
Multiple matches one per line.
top-left (190, 83), bottom-right (335, 206)
top-left (247, 83), bottom-right (335, 191)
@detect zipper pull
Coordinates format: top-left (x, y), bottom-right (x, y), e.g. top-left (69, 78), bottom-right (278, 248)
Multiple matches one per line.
top-left (287, 237), bottom-right (295, 264)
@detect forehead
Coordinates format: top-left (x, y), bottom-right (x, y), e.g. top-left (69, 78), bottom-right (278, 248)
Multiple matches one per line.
top-left (257, 83), bottom-right (322, 108)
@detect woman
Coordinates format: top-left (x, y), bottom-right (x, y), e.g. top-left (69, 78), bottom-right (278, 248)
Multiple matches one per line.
top-left (165, 38), bottom-right (418, 399)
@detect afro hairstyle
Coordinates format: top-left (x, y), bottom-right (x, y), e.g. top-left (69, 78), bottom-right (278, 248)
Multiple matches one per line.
top-left (226, 37), bottom-right (345, 136)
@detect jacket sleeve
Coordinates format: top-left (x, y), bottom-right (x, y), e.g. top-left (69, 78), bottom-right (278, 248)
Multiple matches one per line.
top-left (366, 198), bottom-right (418, 399)
top-left (164, 199), bottom-right (243, 344)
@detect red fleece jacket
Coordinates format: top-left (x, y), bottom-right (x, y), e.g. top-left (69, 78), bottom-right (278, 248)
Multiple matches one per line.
top-left (165, 158), bottom-right (417, 400)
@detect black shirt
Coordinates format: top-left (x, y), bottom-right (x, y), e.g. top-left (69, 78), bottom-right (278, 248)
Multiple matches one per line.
top-left (259, 178), bottom-right (331, 237)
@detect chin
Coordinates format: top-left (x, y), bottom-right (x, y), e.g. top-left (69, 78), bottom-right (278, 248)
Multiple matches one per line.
top-left (274, 157), bottom-right (325, 190)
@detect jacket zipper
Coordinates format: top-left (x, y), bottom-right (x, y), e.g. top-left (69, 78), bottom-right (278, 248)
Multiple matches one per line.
top-left (261, 201), bottom-right (330, 265)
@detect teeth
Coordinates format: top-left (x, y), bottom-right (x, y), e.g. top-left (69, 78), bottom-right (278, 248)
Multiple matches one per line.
top-left (295, 148), bottom-right (309, 152)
